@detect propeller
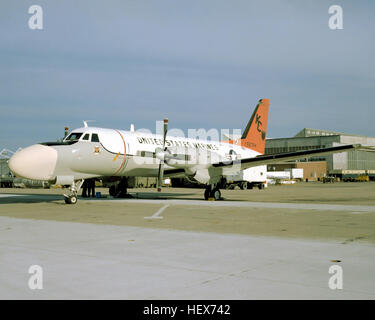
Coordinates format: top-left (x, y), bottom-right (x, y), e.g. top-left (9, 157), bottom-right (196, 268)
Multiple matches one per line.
top-left (156, 118), bottom-right (168, 192)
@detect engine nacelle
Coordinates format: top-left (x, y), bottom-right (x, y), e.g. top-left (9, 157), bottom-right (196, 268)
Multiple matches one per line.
top-left (187, 168), bottom-right (210, 184)
top-left (185, 167), bottom-right (223, 185)
top-left (165, 146), bottom-right (227, 168)
top-left (54, 175), bottom-right (74, 185)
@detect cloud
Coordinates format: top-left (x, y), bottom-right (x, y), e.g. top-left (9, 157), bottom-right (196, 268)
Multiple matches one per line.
top-left (1, 0), bottom-right (374, 149)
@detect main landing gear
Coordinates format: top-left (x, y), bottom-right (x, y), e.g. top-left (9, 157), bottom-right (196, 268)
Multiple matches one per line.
top-left (64, 179), bottom-right (84, 204)
top-left (204, 184), bottom-right (222, 201)
top-left (109, 178), bottom-right (129, 198)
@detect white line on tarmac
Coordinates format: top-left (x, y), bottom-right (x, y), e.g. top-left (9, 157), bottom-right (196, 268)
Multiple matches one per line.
top-left (101, 198), bottom-right (375, 213)
top-left (144, 204), bottom-right (169, 219)
top-left (2, 193), bottom-right (374, 213)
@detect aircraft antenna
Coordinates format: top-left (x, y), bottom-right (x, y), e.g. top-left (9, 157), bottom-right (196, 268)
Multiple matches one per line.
top-left (83, 120), bottom-right (96, 128)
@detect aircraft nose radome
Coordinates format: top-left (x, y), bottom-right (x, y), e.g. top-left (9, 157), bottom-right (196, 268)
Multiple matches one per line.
top-left (8, 144), bottom-right (58, 180)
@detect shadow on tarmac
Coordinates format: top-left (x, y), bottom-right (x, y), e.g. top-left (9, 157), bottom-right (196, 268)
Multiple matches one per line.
top-left (0, 191), bottom-right (202, 204)
top-left (0, 194), bottom-right (62, 204)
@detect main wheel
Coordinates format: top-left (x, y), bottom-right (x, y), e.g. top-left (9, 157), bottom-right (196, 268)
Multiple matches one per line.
top-left (204, 187), bottom-right (210, 200)
top-left (118, 187), bottom-right (128, 198)
top-left (241, 182), bottom-right (248, 190)
top-left (211, 188), bottom-right (221, 200)
top-left (109, 185), bottom-right (117, 197)
top-left (112, 178), bottom-right (128, 198)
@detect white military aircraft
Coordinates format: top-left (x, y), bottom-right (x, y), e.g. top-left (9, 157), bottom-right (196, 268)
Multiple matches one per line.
top-left (8, 99), bottom-right (366, 204)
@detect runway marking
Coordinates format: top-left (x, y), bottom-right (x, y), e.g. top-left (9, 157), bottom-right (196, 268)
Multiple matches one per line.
top-left (1, 193), bottom-right (375, 213)
top-left (144, 204), bottom-right (169, 220)
top-left (103, 198), bottom-right (375, 213)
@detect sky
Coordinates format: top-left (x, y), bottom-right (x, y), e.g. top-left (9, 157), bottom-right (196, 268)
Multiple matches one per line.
top-left (1, 0), bottom-right (374, 150)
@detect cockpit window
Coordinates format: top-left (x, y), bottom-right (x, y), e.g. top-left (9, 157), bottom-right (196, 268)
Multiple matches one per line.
top-left (91, 133), bottom-right (100, 142)
top-left (41, 141), bottom-right (78, 146)
top-left (65, 132), bottom-right (83, 141)
top-left (82, 133), bottom-right (90, 141)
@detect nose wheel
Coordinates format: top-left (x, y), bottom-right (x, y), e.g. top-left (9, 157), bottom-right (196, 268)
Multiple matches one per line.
top-left (63, 179), bottom-right (84, 204)
top-left (64, 194), bottom-right (78, 204)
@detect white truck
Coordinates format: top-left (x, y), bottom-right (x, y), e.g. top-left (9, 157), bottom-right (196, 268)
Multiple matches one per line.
top-left (225, 165), bottom-right (268, 190)
top-left (285, 168), bottom-right (304, 180)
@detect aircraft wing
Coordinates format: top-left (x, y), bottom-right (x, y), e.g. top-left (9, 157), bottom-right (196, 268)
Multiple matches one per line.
top-left (164, 168), bottom-right (186, 177)
top-left (212, 144), bottom-right (374, 170)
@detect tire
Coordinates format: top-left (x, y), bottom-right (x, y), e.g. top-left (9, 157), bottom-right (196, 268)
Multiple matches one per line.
top-left (109, 185), bottom-right (116, 197)
top-left (204, 187), bottom-right (210, 200)
top-left (241, 182), bottom-right (248, 190)
top-left (204, 187), bottom-right (221, 200)
top-left (70, 196), bottom-right (78, 204)
top-left (118, 188), bottom-right (128, 198)
top-left (212, 189), bottom-right (221, 200)
top-left (64, 195), bottom-right (77, 204)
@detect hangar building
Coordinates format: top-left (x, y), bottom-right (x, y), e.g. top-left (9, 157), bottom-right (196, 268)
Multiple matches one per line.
top-left (0, 158), bottom-right (13, 187)
top-left (265, 128), bottom-right (375, 180)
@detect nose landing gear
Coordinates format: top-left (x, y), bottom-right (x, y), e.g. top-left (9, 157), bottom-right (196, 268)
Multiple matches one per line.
top-left (64, 194), bottom-right (77, 204)
top-left (63, 179), bottom-right (84, 204)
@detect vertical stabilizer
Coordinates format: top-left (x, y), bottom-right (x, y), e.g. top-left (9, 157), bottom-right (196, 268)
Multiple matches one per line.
top-left (224, 99), bottom-right (270, 154)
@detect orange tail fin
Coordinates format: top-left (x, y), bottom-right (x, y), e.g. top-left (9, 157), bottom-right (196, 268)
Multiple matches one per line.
top-left (225, 99), bottom-right (270, 154)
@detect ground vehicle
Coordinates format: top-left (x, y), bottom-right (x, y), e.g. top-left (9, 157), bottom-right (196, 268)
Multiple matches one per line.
top-left (225, 165), bottom-right (267, 190)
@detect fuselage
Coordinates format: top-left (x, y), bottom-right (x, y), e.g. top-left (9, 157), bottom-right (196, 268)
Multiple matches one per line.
top-left (9, 126), bottom-right (260, 185)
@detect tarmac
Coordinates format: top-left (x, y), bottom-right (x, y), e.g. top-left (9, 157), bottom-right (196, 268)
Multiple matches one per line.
top-left (0, 182), bottom-right (375, 299)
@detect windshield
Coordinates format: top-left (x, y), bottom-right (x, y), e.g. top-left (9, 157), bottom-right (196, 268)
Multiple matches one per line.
top-left (40, 141), bottom-right (79, 146)
top-left (91, 133), bottom-right (100, 142)
top-left (65, 132), bottom-right (83, 141)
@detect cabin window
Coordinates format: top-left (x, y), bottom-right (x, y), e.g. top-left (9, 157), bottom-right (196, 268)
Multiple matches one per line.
top-left (91, 133), bottom-right (100, 142)
top-left (138, 151), bottom-right (155, 158)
